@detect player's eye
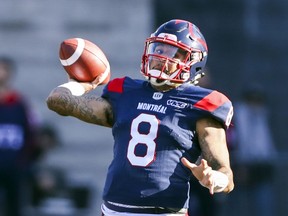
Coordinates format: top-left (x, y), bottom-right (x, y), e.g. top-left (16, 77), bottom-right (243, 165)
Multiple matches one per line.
top-left (154, 48), bottom-right (164, 55)
top-left (176, 48), bottom-right (189, 60)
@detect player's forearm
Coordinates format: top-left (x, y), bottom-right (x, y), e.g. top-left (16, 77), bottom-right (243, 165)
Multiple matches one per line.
top-left (203, 152), bottom-right (234, 193)
top-left (46, 81), bottom-right (94, 115)
top-left (204, 150), bottom-right (234, 193)
top-left (46, 86), bottom-right (113, 127)
top-left (46, 87), bottom-right (75, 116)
top-left (196, 118), bottom-right (234, 193)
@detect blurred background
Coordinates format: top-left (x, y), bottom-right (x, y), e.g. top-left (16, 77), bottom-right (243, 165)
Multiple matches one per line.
top-left (0, 0), bottom-right (287, 215)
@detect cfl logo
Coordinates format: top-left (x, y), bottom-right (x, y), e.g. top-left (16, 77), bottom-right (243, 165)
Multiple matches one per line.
top-left (153, 92), bottom-right (163, 100)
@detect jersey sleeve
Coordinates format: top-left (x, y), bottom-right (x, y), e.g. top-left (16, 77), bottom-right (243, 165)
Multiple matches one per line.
top-left (102, 76), bottom-right (145, 99)
top-left (101, 77), bottom-right (126, 122)
top-left (193, 90), bottom-right (233, 128)
top-left (102, 77), bottom-right (126, 97)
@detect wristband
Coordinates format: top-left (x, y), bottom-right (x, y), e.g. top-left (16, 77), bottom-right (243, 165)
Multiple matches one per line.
top-left (199, 170), bottom-right (228, 193)
top-left (58, 81), bottom-right (85, 96)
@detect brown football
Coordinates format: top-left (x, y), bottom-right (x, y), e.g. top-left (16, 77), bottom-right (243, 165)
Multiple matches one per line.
top-left (59, 38), bottom-right (110, 84)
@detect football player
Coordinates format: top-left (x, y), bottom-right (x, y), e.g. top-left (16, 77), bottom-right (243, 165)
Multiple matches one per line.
top-left (47, 19), bottom-right (234, 215)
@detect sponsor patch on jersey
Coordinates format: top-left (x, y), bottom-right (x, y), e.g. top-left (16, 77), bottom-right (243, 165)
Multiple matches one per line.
top-left (167, 99), bottom-right (189, 109)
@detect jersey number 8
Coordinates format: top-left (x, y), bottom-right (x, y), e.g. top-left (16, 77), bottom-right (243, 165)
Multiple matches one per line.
top-left (127, 113), bottom-right (159, 167)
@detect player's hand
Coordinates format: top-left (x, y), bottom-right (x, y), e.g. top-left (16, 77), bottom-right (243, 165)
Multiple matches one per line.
top-left (67, 77), bottom-right (96, 92)
top-left (181, 157), bottom-right (216, 194)
top-left (90, 73), bottom-right (106, 88)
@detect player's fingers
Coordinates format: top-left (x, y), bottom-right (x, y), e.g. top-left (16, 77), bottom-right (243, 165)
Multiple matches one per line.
top-left (91, 77), bottom-right (101, 86)
top-left (200, 177), bottom-right (213, 193)
top-left (209, 183), bottom-right (215, 195)
top-left (201, 159), bottom-right (209, 168)
top-left (92, 72), bottom-right (108, 86)
top-left (181, 157), bottom-right (197, 169)
top-left (203, 166), bottom-right (212, 176)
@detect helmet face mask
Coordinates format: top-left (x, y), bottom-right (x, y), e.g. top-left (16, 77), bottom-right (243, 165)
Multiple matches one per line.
top-left (144, 41), bottom-right (191, 86)
top-left (141, 19), bottom-right (208, 87)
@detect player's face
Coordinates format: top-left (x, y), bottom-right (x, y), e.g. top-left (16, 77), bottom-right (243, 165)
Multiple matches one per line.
top-left (147, 42), bottom-right (187, 75)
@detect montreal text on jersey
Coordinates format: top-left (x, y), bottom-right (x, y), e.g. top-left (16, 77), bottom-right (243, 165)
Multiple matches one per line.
top-left (137, 102), bottom-right (167, 114)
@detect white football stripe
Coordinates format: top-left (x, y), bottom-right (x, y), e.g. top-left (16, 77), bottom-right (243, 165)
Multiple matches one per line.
top-left (98, 62), bottom-right (110, 83)
top-left (60, 38), bottom-right (85, 66)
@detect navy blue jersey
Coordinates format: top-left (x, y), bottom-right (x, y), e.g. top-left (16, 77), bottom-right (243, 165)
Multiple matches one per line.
top-left (101, 76), bottom-right (233, 209)
top-left (0, 91), bottom-right (34, 169)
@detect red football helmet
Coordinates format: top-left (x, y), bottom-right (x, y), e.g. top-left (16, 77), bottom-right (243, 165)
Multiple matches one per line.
top-left (141, 19), bottom-right (208, 86)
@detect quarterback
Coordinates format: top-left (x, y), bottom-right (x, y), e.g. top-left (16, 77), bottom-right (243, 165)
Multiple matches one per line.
top-left (47, 19), bottom-right (234, 215)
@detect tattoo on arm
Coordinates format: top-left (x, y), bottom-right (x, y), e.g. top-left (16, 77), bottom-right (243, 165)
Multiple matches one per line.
top-left (81, 94), bottom-right (114, 126)
top-left (47, 87), bottom-right (113, 127)
top-left (46, 88), bottom-right (74, 115)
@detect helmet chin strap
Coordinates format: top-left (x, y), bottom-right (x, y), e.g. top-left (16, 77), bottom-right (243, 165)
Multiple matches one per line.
top-left (149, 77), bottom-right (167, 86)
top-left (147, 69), bottom-right (168, 86)
top-left (147, 69), bottom-right (181, 87)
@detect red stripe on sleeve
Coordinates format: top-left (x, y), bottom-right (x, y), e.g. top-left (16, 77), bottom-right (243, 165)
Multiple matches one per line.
top-left (107, 77), bottom-right (125, 93)
top-left (194, 91), bottom-right (229, 112)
